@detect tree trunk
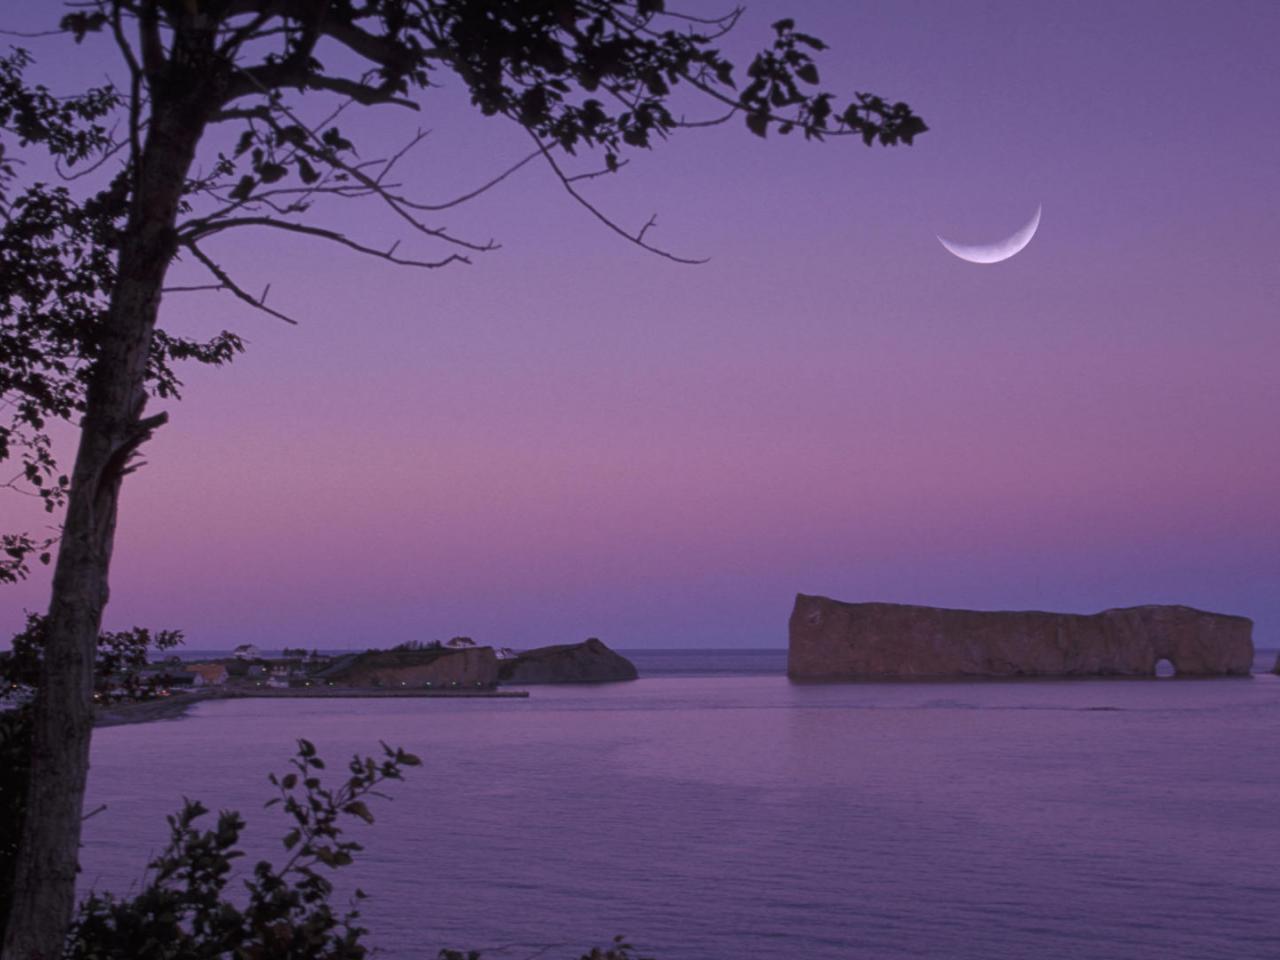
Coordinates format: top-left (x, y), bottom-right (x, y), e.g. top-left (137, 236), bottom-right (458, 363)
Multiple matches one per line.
top-left (1, 106), bottom-right (204, 960)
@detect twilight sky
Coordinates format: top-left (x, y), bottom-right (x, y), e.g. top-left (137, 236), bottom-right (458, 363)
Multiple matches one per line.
top-left (4, 0), bottom-right (1278, 650)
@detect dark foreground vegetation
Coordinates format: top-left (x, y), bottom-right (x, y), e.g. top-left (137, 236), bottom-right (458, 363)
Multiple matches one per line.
top-left (2, 624), bottom-right (636, 959)
top-left (1, 1), bottom-right (921, 955)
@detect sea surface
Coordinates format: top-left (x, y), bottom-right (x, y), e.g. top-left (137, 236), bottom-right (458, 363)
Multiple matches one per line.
top-left (80, 649), bottom-right (1280, 960)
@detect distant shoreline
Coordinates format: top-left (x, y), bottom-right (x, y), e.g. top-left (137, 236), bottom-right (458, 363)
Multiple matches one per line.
top-left (94, 686), bottom-right (530, 728)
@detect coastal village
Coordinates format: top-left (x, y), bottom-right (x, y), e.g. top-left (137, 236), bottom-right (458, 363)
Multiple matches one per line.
top-left (0, 635), bottom-right (638, 728)
top-left (107, 636), bottom-right (638, 702)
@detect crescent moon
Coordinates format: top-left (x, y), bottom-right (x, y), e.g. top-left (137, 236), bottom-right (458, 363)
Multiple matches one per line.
top-left (937, 205), bottom-right (1042, 264)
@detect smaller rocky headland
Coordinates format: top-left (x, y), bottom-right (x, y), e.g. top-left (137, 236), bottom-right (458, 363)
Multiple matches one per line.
top-left (315, 646), bottom-right (500, 688)
top-left (314, 638), bottom-right (637, 687)
top-left (498, 638), bottom-right (638, 684)
top-left (789, 594), bottom-right (1254, 681)
top-left (142, 637), bottom-right (639, 694)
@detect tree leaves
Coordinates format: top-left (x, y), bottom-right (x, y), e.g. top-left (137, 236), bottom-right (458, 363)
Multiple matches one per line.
top-left (64, 738), bottom-right (423, 960)
top-left (1, 5), bottom-right (925, 585)
top-left (229, 175), bottom-right (255, 201)
top-left (342, 801), bottom-right (373, 825)
top-left (0, 51), bottom-right (250, 581)
top-left (59, 11), bottom-right (109, 43)
top-left (1, 612), bottom-right (186, 701)
top-left (417, 1), bottom-right (921, 163)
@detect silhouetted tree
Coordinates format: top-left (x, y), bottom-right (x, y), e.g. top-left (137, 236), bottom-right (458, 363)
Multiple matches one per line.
top-left (0, 3), bottom-right (923, 955)
top-left (0, 615), bottom-right (182, 944)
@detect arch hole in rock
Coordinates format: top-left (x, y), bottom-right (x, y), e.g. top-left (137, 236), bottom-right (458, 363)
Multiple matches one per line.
top-left (1154, 658), bottom-right (1176, 678)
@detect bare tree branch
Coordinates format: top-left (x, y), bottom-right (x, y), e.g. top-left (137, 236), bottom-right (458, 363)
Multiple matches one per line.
top-left (0, 27), bottom-right (71, 38)
top-left (392, 147), bottom-right (541, 212)
top-left (215, 7), bottom-right (273, 58)
top-left (182, 215), bottom-right (471, 270)
top-left (56, 131), bottom-right (129, 182)
top-left (202, 67), bottom-right (499, 255)
top-left (528, 132), bottom-right (706, 265)
top-left (565, 157), bottom-right (630, 184)
top-left (183, 242), bottom-right (300, 325)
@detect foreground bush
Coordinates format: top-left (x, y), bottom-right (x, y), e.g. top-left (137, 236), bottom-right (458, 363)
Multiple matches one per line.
top-left (63, 740), bottom-right (650, 960)
top-left (66, 739), bottom-right (417, 960)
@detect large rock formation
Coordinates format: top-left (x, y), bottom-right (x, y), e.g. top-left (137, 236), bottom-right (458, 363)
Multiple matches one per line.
top-left (498, 638), bottom-right (637, 684)
top-left (317, 647), bottom-right (499, 688)
top-left (788, 594), bottom-right (1254, 680)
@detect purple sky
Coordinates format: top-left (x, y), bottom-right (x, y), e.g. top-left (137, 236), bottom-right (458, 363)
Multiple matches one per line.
top-left (4, 1), bottom-right (1278, 650)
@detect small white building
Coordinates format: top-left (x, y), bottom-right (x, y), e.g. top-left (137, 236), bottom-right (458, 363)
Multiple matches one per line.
top-left (233, 643), bottom-right (260, 660)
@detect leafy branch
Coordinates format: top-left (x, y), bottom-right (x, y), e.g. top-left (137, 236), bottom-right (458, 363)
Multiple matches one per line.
top-left (66, 739), bottom-right (422, 960)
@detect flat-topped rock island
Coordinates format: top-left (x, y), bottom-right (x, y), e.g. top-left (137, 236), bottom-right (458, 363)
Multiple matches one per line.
top-left (788, 594), bottom-right (1254, 680)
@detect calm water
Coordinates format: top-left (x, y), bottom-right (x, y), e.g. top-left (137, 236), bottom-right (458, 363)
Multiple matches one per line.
top-left (80, 650), bottom-right (1280, 960)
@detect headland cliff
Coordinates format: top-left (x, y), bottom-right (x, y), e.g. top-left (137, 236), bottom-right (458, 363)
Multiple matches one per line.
top-left (788, 594), bottom-right (1253, 680)
top-left (313, 639), bottom-right (637, 688)
top-left (499, 638), bottom-right (638, 684)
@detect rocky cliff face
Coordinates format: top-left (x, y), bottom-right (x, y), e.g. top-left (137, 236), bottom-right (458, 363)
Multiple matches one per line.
top-left (498, 638), bottom-right (637, 684)
top-left (322, 647), bottom-right (499, 688)
top-left (788, 594), bottom-right (1254, 680)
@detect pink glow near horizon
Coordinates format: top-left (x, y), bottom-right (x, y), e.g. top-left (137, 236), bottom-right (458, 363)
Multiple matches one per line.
top-left (3, 0), bottom-right (1278, 649)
